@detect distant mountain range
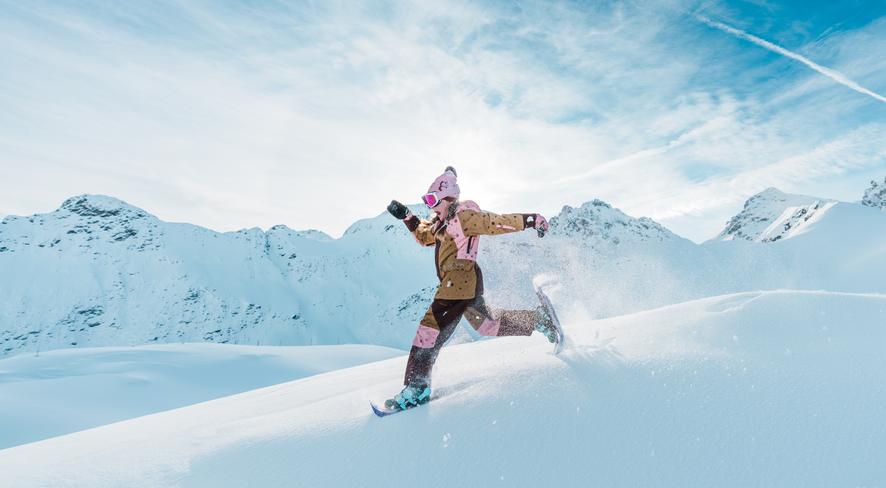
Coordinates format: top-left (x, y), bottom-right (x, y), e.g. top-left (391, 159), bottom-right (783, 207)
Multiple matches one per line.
top-left (2, 178), bottom-right (885, 357)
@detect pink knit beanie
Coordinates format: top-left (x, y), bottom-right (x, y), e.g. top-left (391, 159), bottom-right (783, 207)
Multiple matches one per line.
top-left (426, 166), bottom-right (460, 201)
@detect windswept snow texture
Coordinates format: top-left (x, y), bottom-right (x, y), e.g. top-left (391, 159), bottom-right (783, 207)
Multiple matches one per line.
top-left (862, 175), bottom-right (886, 211)
top-left (480, 197), bottom-right (886, 320)
top-left (1, 291), bottom-right (884, 487)
top-left (0, 343), bottom-right (405, 449)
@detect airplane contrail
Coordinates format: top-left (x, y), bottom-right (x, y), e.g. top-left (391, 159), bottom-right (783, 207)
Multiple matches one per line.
top-left (697, 15), bottom-right (886, 105)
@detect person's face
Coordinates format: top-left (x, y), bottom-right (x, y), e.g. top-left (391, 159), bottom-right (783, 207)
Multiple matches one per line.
top-left (432, 198), bottom-right (452, 220)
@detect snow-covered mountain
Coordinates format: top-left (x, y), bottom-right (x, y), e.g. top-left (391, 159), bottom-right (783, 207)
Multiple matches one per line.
top-left (481, 191), bottom-right (886, 320)
top-left (0, 195), bottom-right (437, 357)
top-left (548, 199), bottom-right (679, 244)
top-left (708, 188), bottom-right (838, 242)
top-left (4, 190), bottom-right (886, 359)
top-left (862, 176), bottom-right (886, 211)
top-left (0, 195), bottom-right (685, 358)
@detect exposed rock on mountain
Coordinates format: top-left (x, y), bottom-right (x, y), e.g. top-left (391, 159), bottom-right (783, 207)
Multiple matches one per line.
top-left (4, 190), bottom-right (886, 358)
top-left (708, 188), bottom-right (837, 243)
top-left (0, 195), bottom-right (435, 357)
top-left (861, 176), bottom-right (886, 211)
top-left (548, 200), bottom-right (678, 244)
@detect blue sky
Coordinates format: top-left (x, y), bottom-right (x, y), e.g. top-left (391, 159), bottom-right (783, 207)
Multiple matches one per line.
top-left (1, 0), bottom-right (884, 242)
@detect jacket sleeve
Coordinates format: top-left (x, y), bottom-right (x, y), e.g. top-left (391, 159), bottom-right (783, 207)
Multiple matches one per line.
top-left (404, 214), bottom-right (437, 247)
top-left (457, 209), bottom-right (525, 237)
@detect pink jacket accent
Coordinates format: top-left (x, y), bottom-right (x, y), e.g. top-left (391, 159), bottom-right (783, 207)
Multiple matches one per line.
top-left (413, 325), bottom-right (440, 349)
top-left (446, 200), bottom-right (482, 261)
top-left (409, 201), bottom-right (484, 256)
top-left (477, 318), bottom-right (501, 337)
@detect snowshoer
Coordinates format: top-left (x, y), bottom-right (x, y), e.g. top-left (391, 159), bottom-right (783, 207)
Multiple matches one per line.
top-left (384, 166), bottom-right (554, 411)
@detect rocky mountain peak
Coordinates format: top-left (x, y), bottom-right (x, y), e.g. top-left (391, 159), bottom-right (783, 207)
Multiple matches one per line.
top-left (709, 188), bottom-right (837, 243)
top-left (861, 176), bottom-right (886, 211)
top-left (0, 194), bottom-right (165, 255)
top-left (60, 195), bottom-right (150, 220)
top-left (548, 199), bottom-right (677, 244)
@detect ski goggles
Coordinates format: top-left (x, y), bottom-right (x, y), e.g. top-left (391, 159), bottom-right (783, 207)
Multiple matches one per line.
top-left (421, 192), bottom-right (442, 208)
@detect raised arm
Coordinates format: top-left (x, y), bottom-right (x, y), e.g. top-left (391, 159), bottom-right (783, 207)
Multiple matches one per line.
top-left (388, 200), bottom-right (436, 246)
top-left (458, 210), bottom-right (549, 237)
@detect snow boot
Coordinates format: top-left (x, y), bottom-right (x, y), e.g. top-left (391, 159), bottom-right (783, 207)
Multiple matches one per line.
top-left (384, 385), bottom-right (432, 411)
top-left (534, 306), bottom-right (557, 343)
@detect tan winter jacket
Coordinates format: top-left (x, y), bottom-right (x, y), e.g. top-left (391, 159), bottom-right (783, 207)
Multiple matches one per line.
top-left (406, 200), bottom-right (525, 300)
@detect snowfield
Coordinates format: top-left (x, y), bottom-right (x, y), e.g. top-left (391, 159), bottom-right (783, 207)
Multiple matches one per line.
top-left (0, 343), bottom-right (405, 450)
top-left (1, 290), bottom-right (883, 487)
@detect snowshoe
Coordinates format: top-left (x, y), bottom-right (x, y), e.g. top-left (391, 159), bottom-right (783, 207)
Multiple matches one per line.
top-left (534, 306), bottom-right (557, 343)
top-left (534, 285), bottom-right (564, 354)
top-left (384, 385), bottom-right (432, 411)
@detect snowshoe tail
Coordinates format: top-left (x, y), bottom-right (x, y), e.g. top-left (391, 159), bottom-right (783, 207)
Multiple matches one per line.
top-left (534, 285), bottom-right (564, 354)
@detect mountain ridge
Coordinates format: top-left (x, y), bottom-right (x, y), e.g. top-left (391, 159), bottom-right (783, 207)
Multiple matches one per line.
top-left (1, 194), bottom-right (687, 357)
top-left (3, 186), bottom-right (886, 358)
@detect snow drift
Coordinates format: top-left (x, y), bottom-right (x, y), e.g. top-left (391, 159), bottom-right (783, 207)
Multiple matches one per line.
top-left (0, 343), bottom-right (404, 449)
top-left (1, 290), bottom-right (884, 487)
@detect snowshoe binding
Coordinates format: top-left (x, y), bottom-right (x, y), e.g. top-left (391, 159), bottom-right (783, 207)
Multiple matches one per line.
top-left (384, 385), bottom-right (432, 411)
top-left (534, 306), bottom-right (557, 343)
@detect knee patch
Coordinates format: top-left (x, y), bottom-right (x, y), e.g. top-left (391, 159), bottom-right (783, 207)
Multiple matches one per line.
top-left (412, 325), bottom-right (440, 349)
top-left (477, 318), bottom-right (501, 336)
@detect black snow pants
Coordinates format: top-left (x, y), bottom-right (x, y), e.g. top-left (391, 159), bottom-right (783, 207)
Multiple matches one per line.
top-left (404, 268), bottom-right (537, 390)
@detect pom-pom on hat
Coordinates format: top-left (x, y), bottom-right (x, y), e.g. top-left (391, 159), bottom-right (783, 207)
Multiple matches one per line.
top-left (426, 166), bottom-right (460, 202)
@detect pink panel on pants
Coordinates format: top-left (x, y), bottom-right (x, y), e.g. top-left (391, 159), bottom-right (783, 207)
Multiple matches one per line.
top-left (413, 325), bottom-right (440, 348)
top-left (477, 318), bottom-right (501, 337)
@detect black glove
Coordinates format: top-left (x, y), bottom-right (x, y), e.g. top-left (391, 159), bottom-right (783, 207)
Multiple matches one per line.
top-left (522, 214), bottom-right (549, 238)
top-left (387, 200), bottom-right (408, 220)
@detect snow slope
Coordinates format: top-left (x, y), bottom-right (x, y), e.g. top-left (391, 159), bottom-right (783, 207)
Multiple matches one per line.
top-left (2, 290), bottom-right (884, 487)
top-left (0, 343), bottom-right (404, 449)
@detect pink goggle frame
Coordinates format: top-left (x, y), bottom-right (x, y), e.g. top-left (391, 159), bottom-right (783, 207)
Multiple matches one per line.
top-left (421, 192), bottom-right (441, 208)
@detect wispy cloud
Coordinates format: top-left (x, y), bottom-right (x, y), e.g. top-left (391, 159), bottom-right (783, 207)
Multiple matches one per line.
top-left (1, 1), bottom-right (884, 242)
top-left (697, 15), bottom-right (886, 105)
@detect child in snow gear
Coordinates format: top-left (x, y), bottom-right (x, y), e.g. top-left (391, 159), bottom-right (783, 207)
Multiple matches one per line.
top-left (384, 166), bottom-right (551, 410)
